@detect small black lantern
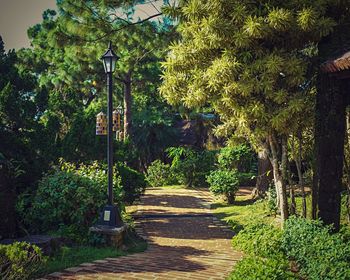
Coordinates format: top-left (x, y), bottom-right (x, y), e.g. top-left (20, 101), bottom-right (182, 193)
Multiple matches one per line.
top-left (101, 41), bottom-right (119, 74)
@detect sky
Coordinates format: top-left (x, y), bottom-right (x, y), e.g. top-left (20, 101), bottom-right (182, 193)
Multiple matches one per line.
top-left (0, 0), bottom-right (164, 51)
top-left (0, 0), bottom-right (57, 50)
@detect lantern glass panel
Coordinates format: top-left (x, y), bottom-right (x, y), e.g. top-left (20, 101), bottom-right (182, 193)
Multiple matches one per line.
top-left (103, 58), bottom-right (110, 73)
top-left (111, 57), bottom-right (116, 72)
top-left (103, 57), bottom-right (116, 73)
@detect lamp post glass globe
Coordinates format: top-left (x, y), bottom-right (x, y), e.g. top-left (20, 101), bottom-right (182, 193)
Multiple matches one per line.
top-left (101, 41), bottom-right (119, 73)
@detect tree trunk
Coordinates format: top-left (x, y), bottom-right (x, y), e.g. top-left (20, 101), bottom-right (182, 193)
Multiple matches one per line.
top-left (314, 72), bottom-right (346, 232)
top-left (298, 133), bottom-right (307, 218)
top-left (269, 133), bottom-right (289, 224)
top-left (344, 111), bottom-right (350, 223)
top-left (287, 161), bottom-right (296, 216)
top-left (291, 132), bottom-right (307, 218)
top-left (123, 71), bottom-right (132, 141)
top-left (226, 192), bottom-right (235, 204)
top-left (252, 142), bottom-right (273, 198)
top-left (313, 24), bottom-right (350, 231)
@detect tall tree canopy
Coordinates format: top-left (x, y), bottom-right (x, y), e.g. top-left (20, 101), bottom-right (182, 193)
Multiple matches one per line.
top-left (160, 0), bottom-right (339, 223)
top-left (23, 0), bottom-right (177, 164)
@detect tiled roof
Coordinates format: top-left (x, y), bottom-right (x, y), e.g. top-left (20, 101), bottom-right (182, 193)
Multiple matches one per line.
top-left (321, 50), bottom-right (350, 73)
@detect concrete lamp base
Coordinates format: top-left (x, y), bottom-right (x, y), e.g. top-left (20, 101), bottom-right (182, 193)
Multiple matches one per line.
top-left (90, 204), bottom-right (125, 248)
top-left (89, 225), bottom-right (127, 248)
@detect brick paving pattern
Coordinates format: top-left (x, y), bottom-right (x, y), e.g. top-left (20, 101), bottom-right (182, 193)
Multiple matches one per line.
top-left (39, 188), bottom-right (242, 280)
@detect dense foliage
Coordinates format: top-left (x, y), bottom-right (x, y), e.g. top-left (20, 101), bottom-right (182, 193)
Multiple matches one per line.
top-left (2, 0), bottom-right (350, 278)
top-left (230, 216), bottom-right (350, 279)
top-left (206, 144), bottom-right (256, 202)
top-left (160, 0), bottom-right (350, 225)
top-left (0, 37), bottom-right (47, 238)
top-left (228, 256), bottom-right (295, 280)
top-left (117, 163), bottom-right (146, 205)
top-left (17, 161), bottom-right (124, 242)
top-left (282, 217), bottom-right (350, 280)
top-left (232, 223), bottom-right (283, 258)
top-left (0, 242), bottom-right (44, 280)
top-left (218, 145), bottom-right (256, 173)
top-left (166, 146), bottom-right (216, 187)
top-left (206, 170), bottom-right (240, 203)
top-left (145, 160), bottom-right (177, 187)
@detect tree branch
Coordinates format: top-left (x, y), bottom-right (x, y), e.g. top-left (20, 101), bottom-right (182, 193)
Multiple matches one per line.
top-left (88, 13), bottom-right (163, 43)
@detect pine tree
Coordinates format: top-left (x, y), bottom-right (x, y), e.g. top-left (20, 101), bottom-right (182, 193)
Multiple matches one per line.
top-left (26, 0), bottom-right (175, 152)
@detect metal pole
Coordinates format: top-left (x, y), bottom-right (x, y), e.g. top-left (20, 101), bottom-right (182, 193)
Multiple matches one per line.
top-left (107, 70), bottom-right (113, 205)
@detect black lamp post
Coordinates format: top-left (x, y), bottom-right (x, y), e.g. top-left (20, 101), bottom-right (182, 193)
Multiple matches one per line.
top-left (98, 41), bottom-right (123, 228)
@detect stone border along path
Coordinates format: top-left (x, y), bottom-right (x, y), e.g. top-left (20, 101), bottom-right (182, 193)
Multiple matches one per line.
top-left (39, 188), bottom-right (243, 280)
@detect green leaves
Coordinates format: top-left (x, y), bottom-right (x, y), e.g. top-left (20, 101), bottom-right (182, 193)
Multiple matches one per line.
top-left (17, 160), bottom-right (124, 242)
top-left (207, 169), bottom-right (240, 196)
top-left (160, 0), bottom-right (339, 146)
top-left (0, 242), bottom-right (45, 280)
top-left (145, 160), bottom-right (177, 187)
top-left (243, 16), bottom-right (265, 38)
top-left (297, 7), bottom-right (318, 31)
top-left (229, 256), bottom-right (296, 280)
top-left (166, 146), bottom-right (216, 187)
top-left (267, 8), bottom-right (293, 31)
top-left (282, 217), bottom-right (350, 280)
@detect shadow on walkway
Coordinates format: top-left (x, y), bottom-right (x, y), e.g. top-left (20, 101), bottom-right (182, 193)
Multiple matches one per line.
top-left (47, 245), bottom-right (210, 279)
top-left (142, 217), bottom-right (233, 240)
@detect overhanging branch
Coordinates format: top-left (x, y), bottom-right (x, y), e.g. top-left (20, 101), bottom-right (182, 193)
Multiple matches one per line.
top-left (88, 13), bottom-right (163, 42)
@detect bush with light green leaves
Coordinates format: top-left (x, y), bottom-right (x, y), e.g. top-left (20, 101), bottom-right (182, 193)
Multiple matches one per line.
top-left (145, 160), bottom-right (178, 187)
top-left (206, 169), bottom-right (240, 203)
top-left (229, 256), bottom-right (296, 280)
top-left (0, 242), bottom-right (45, 280)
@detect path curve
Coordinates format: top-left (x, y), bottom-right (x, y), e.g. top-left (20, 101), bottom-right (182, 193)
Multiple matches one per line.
top-left (40, 188), bottom-right (242, 280)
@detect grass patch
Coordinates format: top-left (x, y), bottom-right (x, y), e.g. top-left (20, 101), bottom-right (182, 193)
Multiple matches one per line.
top-left (211, 196), bottom-right (277, 232)
top-left (37, 246), bottom-right (123, 276)
top-left (213, 191), bottom-right (350, 232)
top-left (34, 231), bottom-right (147, 278)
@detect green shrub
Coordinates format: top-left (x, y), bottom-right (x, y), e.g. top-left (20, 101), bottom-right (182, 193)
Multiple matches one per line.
top-left (117, 163), bottom-right (146, 204)
top-left (232, 223), bottom-right (283, 258)
top-left (229, 256), bottom-right (296, 280)
top-left (229, 221), bottom-right (296, 279)
top-left (218, 144), bottom-right (256, 173)
top-left (282, 216), bottom-right (350, 280)
top-left (0, 242), bottom-right (45, 280)
top-left (167, 147), bottom-right (216, 187)
top-left (145, 160), bottom-right (178, 187)
top-left (17, 161), bottom-right (123, 242)
top-left (206, 170), bottom-right (239, 203)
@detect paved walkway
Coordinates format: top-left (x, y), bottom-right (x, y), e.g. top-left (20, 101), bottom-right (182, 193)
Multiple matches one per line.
top-left (41, 188), bottom-right (242, 280)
